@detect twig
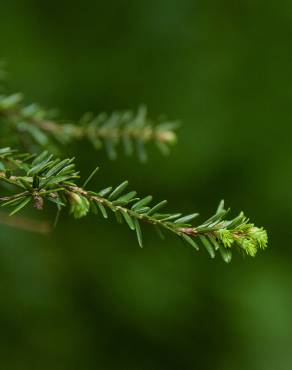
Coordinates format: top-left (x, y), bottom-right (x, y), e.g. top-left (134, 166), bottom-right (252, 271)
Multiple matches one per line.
top-left (0, 211), bottom-right (51, 234)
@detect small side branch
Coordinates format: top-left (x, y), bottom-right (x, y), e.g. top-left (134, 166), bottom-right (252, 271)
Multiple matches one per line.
top-left (0, 211), bottom-right (51, 234)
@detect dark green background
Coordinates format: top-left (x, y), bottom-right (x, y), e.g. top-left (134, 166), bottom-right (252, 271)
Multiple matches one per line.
top-left (0, 1), bottom-right (291, 369)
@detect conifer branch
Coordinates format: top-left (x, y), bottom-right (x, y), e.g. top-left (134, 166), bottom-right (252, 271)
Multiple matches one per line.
top-left (0, 148), bottom-right (268, 262)
top-left (0, 93), bottom-right (178, 161)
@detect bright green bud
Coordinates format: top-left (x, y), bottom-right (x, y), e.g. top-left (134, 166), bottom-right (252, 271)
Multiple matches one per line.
top-left (250, 227), bottom-right (268, 250)
top-left (68, 192), bottom-right (90, 219)
top-left (217, 229), bottom-right (234, 248)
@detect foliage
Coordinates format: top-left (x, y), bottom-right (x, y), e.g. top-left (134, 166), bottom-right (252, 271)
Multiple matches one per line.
top-left (0, 92), bottom-right (178, 161)
top-left (0, 147), bottom-right (268, 262)
top-left (0, 67), bottom-right (268, 262)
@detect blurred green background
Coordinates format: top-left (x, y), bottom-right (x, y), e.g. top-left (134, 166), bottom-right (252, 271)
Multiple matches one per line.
top-left (0, 1), bottom-right (292, 369)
